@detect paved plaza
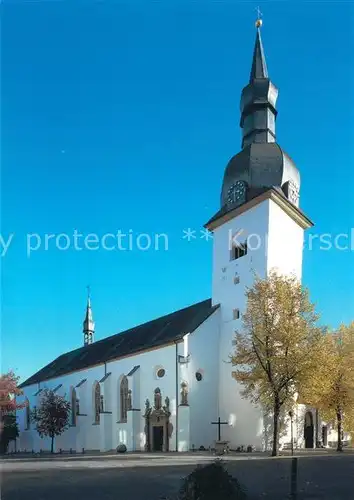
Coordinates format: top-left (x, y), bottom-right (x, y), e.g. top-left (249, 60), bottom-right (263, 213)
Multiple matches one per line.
top-left (1, 452), bottom-right (354, 499)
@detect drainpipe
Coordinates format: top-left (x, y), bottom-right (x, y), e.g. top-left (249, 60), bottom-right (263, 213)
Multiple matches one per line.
top-left (175, 342), bottom-right (179, 452)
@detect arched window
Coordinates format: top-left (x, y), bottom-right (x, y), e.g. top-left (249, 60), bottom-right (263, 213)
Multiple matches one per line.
top-left (93, 382), bottom-right (101, 424)
top-left (25, 398), bottom-right (30, 430)
top-left (71, 388), bottom-right (77, 426)
top-left (76, 397), bottom-right (80, 417)
top-left (120, 376), bottom-right (129, 422)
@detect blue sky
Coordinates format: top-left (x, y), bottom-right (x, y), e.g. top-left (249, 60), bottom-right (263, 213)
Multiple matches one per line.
top-left (2, 0), bottom-right (353, 383)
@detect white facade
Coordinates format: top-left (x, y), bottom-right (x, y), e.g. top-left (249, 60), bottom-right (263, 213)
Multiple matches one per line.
top-left (16, 192), bottom-right (341, 454)
top-left (17, 310), bottom-right (222, 453)
top-left (211, 194), bottom-right (307, 450)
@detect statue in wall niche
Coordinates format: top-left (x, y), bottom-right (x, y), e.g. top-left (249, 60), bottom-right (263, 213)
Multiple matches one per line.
top-left (127, 389), bottom-right (132, 411)
top-left (154, 388), bottom-right (162, 410)
top-left (181, 382), bottom-right (188, 405)
top-left (143, 398), bottom-right (151, 418)
top-left (163, 397), bottom-right (171, 416)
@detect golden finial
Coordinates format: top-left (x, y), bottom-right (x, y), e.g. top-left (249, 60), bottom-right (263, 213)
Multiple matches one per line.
top-left (255, 6), bottom-right (263, 28)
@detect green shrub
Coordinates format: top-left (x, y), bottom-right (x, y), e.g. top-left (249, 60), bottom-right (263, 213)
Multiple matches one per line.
top-left (116, 444), bottom-right (127, 453)
top-left (177, 461), bottom-right (247, 499)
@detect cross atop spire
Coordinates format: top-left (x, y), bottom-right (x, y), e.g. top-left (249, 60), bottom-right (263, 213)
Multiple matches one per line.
top-left (86, 284), bottom-right (91, 308)
top-left (250, 11), bottom-right (268, 81)
top-left (255, 6), bottom-right (263, 25)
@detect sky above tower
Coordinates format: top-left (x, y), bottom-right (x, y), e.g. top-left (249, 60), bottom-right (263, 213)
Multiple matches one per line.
top-left (2, 0), bottom-right (354, 382)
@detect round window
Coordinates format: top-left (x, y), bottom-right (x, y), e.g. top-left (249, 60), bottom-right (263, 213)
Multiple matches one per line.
top-left (195, 371), bottom-right (203, 381)
top-left (157, 368), bottom-right (165, 378)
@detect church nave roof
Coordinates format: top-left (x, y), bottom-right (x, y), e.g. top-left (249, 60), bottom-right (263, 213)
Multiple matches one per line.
top-left (20, 299), bottom-right (219, 388)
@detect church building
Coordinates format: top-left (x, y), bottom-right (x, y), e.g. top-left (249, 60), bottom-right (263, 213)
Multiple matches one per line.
top-left (17, 22), bottom-right (341, 453)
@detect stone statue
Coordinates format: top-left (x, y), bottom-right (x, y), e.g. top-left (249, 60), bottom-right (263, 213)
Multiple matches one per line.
top-left (154, 388), bottom-right (162, 410)
top-left (181, 382), bottom-right (188, 405)
top-left (143, 398), bottom-right (151, 418)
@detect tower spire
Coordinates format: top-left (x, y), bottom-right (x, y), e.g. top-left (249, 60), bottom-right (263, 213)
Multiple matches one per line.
top-left (240, 17), bottom-right (278, 149)
top-left (209, 14), bottom-right (301, 215)
top-left (83, 286), bottom-right (95, 346)
top-left (250, 17), bottom-right (268, 81)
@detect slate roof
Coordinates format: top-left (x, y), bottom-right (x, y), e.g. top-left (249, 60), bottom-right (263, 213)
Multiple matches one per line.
top-left (205, 186), bottom-right (314, 229)
top-left (20, 299), bottom-right (219, 388)
top-left (250, 26), bottom-right (268, 81)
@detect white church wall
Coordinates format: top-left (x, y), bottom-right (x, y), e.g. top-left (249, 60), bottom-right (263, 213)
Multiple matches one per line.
top-left (211, 198), bottom-right (306, 451)
top-left (267, 200), bottom-right (304, 279)
top-left (17, 309), bottom-right (226, 454)
top-left (212, 201), bottom-right (270, 450)
top-left (178, 405), bottom-right (190, 452)
top-left (212, 201), bottom-right (269, 311)
top-left (107, 342), bottom-right (178, 451)
top-left (17, 341), bottom-right (179, 453)
top-left (18, 363), bottom-right (108, 452)
top-left (181, 309), bottom-right (221, 450)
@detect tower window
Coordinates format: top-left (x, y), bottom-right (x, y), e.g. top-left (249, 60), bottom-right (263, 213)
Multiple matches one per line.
top-left (231, 242), bottom-right (247, 261)
top-left (233, 309), bottom-right (240, 320)
top-left (234, 275), bottom-right (240, 285)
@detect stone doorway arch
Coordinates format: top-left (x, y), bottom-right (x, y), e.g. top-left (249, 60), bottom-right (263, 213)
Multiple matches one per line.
top-left (304, 411), bottom-right (314, 448)
top-left (143, 389), bottom-right (171, 452)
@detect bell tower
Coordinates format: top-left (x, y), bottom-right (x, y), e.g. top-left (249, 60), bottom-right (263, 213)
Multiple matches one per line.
top-left (205, 18), bottom-right (313, 450)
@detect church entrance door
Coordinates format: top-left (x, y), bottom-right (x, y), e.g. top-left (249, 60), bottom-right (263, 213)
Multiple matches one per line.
top-left (153, 426), bottom-right (164, 451)
top-left (322, 425), bottom-right (328, 447)
top-left (143, 390), bottom-right (171, 452)
top-left (304, 411), bottom-right (314, 448)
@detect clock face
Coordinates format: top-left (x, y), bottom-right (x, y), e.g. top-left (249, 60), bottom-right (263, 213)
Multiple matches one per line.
top-left (227, 181), bottom-right (246, 205)
top-left (288, 180), bottom-right (299, 206)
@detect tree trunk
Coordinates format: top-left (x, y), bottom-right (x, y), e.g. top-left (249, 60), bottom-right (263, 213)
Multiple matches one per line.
top-left (272, 400), bottom-right (281, 457)
top-left (336, 409), bottom-right (343, 452)
top-left (51, 434), bottom-right (54, 454)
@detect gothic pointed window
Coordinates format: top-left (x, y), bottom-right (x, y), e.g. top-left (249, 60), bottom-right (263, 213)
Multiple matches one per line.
top-left (76, 397), bottom-right (80, 417)
top-left (120, 376), bottom-right (129, 422)
top-left (93, 382), bottom-right (100, 424)
top-left (25, 398), bottom-right (30, 430)
top-left (71, 388), bottom-right (77, 426)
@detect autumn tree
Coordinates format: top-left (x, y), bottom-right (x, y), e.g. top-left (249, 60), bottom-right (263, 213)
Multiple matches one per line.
top-left (302, 323), bottom-right (354, 451)
top-left (231, 272), bottom-right (325, 456)
top-left (0, 371), bottom-right (24, 416)
top-left (0, 371), bottom-right (24, 452)
top-left (31, 389), bottom-right (71, 453)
